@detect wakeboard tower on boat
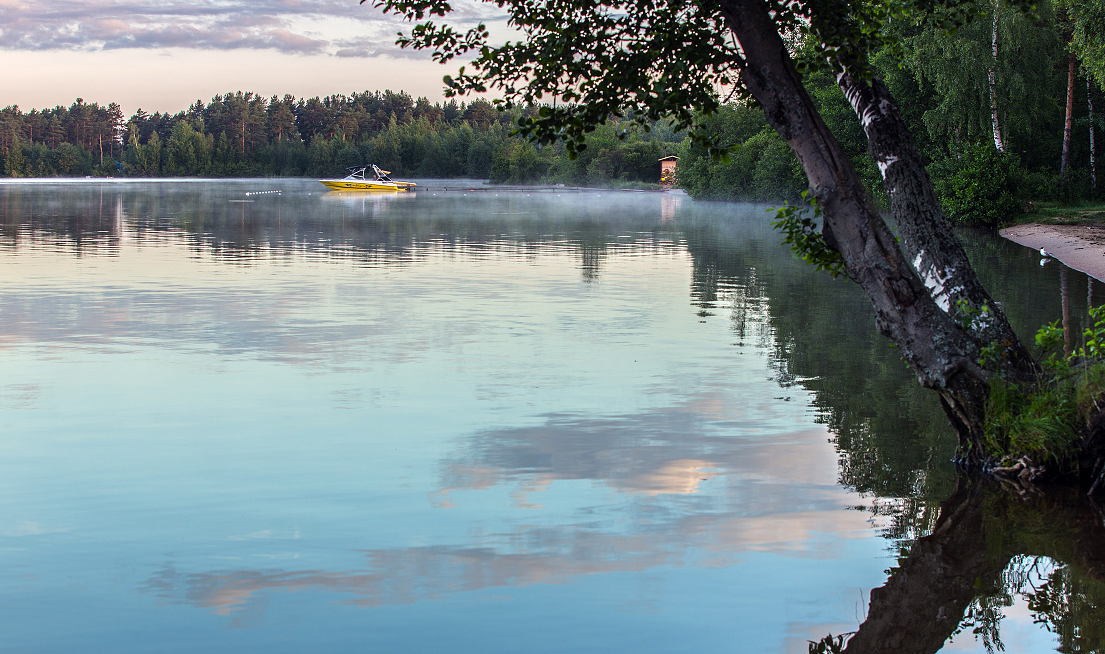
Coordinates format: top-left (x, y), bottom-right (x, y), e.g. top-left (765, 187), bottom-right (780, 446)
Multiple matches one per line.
top-left (319, 165), bottom-right (416, 191)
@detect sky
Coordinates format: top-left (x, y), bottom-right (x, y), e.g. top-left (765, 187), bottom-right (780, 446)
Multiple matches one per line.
top-left (0, 0), bottom-right (503, 117)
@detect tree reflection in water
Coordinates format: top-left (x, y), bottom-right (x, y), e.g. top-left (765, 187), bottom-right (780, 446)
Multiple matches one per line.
top-left (808, 480), bottom-right (1105, 653)
top-left (677, 207), bottom-right (1105, 653)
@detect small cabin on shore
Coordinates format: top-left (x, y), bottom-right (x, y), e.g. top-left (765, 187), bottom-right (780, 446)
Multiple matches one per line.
top-left (659, 155), bottom-right (679, 186)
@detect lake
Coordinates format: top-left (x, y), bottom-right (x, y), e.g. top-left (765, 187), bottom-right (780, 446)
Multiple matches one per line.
top-left (2, 179), bottom-right (1103, 653)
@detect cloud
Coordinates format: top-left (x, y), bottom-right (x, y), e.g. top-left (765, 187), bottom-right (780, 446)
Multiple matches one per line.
top-left (331, 35), bottom-right (433, 60)
top-left (0, 0), bottom-right (424, 56)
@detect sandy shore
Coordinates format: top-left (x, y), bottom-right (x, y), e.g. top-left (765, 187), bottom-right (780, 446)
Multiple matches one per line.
top-left (999, 223), bottom-right (1105, 282)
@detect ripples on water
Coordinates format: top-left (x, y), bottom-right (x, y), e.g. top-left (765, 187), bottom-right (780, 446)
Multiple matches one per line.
top-left (1, 179), bottom-right (1102, 653)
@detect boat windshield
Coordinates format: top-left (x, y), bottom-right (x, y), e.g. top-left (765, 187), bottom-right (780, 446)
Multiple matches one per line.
top-left (341, 165), bottom-right (396, 182)
top-left (371, 165), bottom-right (394, 182)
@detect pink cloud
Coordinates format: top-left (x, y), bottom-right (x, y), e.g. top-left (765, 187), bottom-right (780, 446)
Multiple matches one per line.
top-left (0, 0), bottom-right (410, 56)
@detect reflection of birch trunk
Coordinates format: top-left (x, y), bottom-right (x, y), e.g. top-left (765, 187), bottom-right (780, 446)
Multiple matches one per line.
top-left (838, 479), bottom-right (1105, 654)
top-left (1061, 52), bottom-right (1077, 180)
top-left (840, 480), bottom-right (1011, 654)
top-left (989, 0), bottom-right (1005, 152)
top-left (1062, 266), bottom-right (1071, 357)
top-left (1091, 277), bottom-right (1096, 318)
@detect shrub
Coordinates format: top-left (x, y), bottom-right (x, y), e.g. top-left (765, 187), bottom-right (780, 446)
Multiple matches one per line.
top-left (680, 127), bottom-right (806, 202)
top-left (929, 144), bottom-right (1033, 228)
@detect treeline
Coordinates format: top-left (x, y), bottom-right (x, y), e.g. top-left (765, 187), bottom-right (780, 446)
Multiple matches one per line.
top-left (0, 90), bottom-right (679, 186)
top-left (679, 0), bottom-right (1104, 225)
top-left (0, 91), bottom-right (524, 179)
top-left (0, 99), bottom-right (125, 177)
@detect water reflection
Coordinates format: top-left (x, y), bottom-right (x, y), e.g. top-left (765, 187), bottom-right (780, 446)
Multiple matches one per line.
top-left (810, 480), bottom-right (1105, 653)
top-left (142, 487), bottom-right (857, 619)
top-left (0, 180), bottom-right (689, 273)
top-left (2, 180), bottom-right (1104, 652)
top-left (678, 210), bottom-right (958, 550)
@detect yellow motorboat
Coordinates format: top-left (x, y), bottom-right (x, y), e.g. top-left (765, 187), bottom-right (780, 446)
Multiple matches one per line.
top-left (319, 165), bottom-right (416, 192)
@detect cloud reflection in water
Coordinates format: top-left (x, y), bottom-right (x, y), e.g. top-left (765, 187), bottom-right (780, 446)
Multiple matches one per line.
top-left (142, 398), bottom-right (869, 619)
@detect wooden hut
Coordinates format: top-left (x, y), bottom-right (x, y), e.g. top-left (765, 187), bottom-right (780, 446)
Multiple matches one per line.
top-left (659, 155), bottom-right (679, 186)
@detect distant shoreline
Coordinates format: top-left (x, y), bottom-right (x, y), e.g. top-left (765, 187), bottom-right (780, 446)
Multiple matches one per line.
top-left (0, 177), bottom-right (681, 193)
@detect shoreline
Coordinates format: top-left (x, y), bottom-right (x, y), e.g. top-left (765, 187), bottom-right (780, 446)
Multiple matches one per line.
top-left (999, 223), bottom-right (1105, 282)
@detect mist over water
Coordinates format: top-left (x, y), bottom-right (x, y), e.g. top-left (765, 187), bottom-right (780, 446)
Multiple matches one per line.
top-left (0, 179), bottom-right (1100, 653)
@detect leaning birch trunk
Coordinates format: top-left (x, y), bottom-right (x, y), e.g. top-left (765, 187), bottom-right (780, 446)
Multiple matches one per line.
top-left (714, 0), bottom-right (994, 456)
top-left (833, 72), bottom-right (1035, 378)
top-left (1062, 52), bottom-right (1077, 181)
top-left (989, 0), bottom-right (1006, 152)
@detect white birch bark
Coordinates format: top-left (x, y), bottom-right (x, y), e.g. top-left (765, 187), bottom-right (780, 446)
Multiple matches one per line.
top-left (989, 0), bottom-right (1005, 152)
top-left (1091, 77), bottom-right (1097, 196)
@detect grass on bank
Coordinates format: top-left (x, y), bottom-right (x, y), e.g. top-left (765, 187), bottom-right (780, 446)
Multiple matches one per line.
top-left (1012, 200), bottom-right (1105, 226)
top-left (983, 306), bottom-right (1105, 470)
top-left (985, 363), bottom-right (1105, 467)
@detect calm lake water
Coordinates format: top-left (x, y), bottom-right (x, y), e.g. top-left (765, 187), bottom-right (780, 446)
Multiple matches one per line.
top-left (2, 179), bottom-right (1103, 653)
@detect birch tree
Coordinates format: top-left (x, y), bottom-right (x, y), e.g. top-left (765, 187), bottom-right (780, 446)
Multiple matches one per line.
top-left (1091, 77), bottom-right (1098, 195)
top-left (990, 0), bottom-right (1006, 152)
top-left (898, 0), bottom-right (1061, 161)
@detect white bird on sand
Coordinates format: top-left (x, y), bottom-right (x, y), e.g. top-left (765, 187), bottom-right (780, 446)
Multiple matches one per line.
top-left (1040, 247), bottom-right (1050, 258)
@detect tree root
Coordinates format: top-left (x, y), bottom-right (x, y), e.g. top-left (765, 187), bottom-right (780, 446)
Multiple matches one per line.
top-left (988, 456), bottom-right (1047, 495)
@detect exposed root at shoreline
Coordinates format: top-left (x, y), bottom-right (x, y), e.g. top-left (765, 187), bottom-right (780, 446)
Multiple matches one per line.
top-left (989, 455), bottom-right (1046, 482)
top-left (987, 456), bottom-right (1047, 495)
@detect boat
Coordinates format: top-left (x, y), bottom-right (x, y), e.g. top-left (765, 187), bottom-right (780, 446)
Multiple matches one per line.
top-left (319, 165), bottom-right (416, 192)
